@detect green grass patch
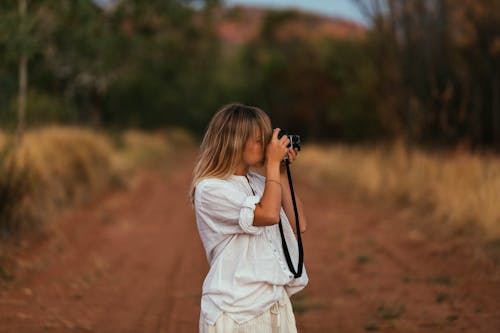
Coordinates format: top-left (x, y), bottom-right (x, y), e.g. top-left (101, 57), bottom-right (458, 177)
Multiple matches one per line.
top-left (377, 303), bottom-right (405, 320)
top-left (356, 254), bottom-right (373, 264)
top-left (435, 292), bottom-right (448, 303)
top-left (344, 287), bottom-right (357, 295)
top-left (291, 294), bottom-right (328, 314)
top-left (401, 275), bottom-right (415, 283)
top-left (0, 266), bottom-right (14, 282)
top-left (428, 275), bottom-right (454, 286)
top-left (365, 323), bottom-right (380, 331)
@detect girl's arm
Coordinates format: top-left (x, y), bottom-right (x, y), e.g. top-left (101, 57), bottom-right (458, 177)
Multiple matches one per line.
top-left (253, 128), bottom-right (289, 227)
top-left (253, 161), bottom-right (283, 226)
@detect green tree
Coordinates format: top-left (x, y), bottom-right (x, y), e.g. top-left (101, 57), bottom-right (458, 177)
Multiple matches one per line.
top-left (238, 9), bottom-right (380, 141)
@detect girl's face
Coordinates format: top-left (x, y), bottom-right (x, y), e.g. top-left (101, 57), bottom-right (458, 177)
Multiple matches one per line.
top-left (242, 128), bottom-right (265, 167)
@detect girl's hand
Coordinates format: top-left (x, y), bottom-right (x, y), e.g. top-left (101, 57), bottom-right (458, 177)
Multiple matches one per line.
top-left (280, 147), bottom-right (299, 173)
top-left (286, 147), bottom-right (299, 164)
top-left (266, 128), bottom-right (290, 166)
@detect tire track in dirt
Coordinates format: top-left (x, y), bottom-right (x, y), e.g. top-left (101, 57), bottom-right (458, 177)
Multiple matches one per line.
top-left (1, 151), bottom-right (500, 333)
top-left (0, 152), bottom-right (206, 333)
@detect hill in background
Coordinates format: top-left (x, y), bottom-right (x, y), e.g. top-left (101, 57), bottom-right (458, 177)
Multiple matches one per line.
top-left (213, 5), bottom-right (366, 45)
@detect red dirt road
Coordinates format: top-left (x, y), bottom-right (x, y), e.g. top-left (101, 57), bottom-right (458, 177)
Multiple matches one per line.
top-left (1, 152), bottom-right (500, 332)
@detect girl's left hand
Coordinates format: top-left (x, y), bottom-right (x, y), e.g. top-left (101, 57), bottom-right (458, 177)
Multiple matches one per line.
top-left (281, 147), bottom-right (299, 171)
top-left (287, 147), bottom-right (299, 164)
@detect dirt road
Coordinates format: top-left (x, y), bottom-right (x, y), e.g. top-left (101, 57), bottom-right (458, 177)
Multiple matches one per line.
top-left (1, 151), bottom-right (499, 332)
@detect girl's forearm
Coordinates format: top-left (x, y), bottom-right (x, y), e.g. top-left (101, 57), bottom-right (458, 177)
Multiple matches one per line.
top-left (253, 162), bottom-right (282, 226)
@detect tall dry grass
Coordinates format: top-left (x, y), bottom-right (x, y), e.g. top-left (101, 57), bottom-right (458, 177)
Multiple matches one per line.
top-left (298, 143), bottom-right (500, 237)
top-left (111, 127), bottom-right (194, 175)
top-left (0, 127), bottom-right (117, 236)
top-left (0, 126), bottom-right (194, 237)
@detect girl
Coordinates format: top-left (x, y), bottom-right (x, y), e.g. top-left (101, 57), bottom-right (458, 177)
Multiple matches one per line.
top-left (190, 103), bottom-right (308, 333)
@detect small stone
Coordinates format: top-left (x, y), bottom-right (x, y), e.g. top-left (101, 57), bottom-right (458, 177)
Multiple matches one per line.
top-left (17, 312), bottom-right (29, 319)
top-left (23, 288), bottom-right (33, 296)
top-left (76, 319), bottom-right (94, 332)
top-left (61, 318), bottom-right (75, 329)
top-left (43, 321), bottom-right (59, 330)
top-left (407, 229), bottom-right (425, 242)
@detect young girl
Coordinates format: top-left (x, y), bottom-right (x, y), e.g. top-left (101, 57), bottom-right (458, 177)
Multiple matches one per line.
top-left (190, 103), bottom-right (308, 332)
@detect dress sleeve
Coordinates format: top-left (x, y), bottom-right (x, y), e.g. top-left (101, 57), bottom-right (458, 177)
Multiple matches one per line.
top-left (195, 180), bottom-right (264, 235)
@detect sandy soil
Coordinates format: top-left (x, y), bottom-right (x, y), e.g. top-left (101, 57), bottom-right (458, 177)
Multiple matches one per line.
top-left (1, 151), bottom-right (499, 333)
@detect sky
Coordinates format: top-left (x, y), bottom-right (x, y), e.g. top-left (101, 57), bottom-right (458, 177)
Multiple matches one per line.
top-left (93, 0), bottom-right (369, 26)
top-left (224, 0), bottom-right (368, 25)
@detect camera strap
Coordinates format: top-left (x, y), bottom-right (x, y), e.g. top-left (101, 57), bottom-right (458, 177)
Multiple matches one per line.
top-left (278, 158), bottom-right (304, 278)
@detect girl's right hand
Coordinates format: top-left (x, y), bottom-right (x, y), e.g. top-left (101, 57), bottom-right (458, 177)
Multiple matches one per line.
top-left (265, 128), bottom-right (290, 166)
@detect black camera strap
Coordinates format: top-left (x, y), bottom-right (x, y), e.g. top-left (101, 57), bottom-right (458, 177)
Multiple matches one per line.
top-left (278, 158), bottom-right (304, 278)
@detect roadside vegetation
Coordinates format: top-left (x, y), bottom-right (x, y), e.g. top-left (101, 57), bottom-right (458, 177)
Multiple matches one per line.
top-left (0, 127), bottom-right (194, 238)
top-left (299, 143), bottom-right (500, 237)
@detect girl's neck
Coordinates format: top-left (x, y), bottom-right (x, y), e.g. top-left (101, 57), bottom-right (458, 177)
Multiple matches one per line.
top-left (234, 163), bottom-right (249, 176)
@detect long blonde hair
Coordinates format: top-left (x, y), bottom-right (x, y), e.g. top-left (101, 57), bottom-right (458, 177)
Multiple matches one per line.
top-left (189, 103), bottom-right (272, 205)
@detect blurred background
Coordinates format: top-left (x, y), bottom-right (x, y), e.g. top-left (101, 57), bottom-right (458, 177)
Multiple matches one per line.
top-left (1, 1), bottom-right (500, 331)
top-left (1, 0), bottom-right (499, 236)
top-left (1, 0), bottom-right (498, 145)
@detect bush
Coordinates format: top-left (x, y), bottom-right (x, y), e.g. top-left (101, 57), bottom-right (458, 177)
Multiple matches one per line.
top-left (0, 144), bottom-right (32, 237)
top-left (0, 127), bottom-right (117, 235)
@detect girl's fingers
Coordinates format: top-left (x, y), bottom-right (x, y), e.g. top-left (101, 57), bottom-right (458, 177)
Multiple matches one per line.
top-left (272, 128), bottom-right (281, 140)
top-left (288, 148), bottom-right (298, 163)
top-left (279, 134), bottom-right (290, 145)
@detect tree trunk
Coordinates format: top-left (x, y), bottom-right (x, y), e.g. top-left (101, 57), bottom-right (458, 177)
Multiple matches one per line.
top-left (16, 0), bottom-right (28, 145)
top-left (492, 65), bottom-right (500, 149)
top-left (473, 82), bottom-right (483, 146)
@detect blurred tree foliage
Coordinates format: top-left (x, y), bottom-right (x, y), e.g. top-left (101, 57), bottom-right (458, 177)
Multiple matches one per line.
top-left (0, 0), bottom-right (222, 132)
top-left (354, 0), bottom-right (500, 149)
top-left (0, 0), bottom-right (381, 143)
top-left (237, 10), bottom-right (381, 141)
top-left (1, 0), bottom-right (499, 148)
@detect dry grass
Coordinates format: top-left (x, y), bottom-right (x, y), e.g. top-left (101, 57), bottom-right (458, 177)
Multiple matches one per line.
top-left (298, 143), bottom-right (500, 237)
top-left (0, 126), bottom-right (117, 235)
top-left (0, 126), bottom-right (194, 237)
top-left (112, 127), bottom-right (194, 174)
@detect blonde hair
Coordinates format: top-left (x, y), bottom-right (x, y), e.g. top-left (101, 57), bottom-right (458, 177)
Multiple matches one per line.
top-left (189, 103), bottom-right (272, 205)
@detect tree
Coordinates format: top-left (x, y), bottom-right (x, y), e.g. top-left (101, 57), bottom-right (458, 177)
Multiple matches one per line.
top-left (353, 0), bottom-right (500, 149)
top-left (17, 0), bottom-right (27, 144)
top-left (0, 0), bottom-right (35, 142)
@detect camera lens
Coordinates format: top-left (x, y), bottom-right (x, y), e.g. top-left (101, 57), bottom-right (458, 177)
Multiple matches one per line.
top-left (277, 130), bottom-right (301, 150)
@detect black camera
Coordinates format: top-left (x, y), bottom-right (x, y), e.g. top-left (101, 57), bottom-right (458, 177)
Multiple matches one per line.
top-left (278, 130), bottom-right (301, 151)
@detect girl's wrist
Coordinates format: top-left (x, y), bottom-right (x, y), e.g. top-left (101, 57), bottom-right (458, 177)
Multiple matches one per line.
top-left (265, 160), bottom-right (281, 170)
top-left (266, 179), bottom-right (281, 186)
top-left (265, 161), bottom-right (281, 181)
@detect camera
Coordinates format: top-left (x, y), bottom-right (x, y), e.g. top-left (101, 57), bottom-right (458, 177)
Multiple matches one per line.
top-left (278, 130), bottom-right (301, 151)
